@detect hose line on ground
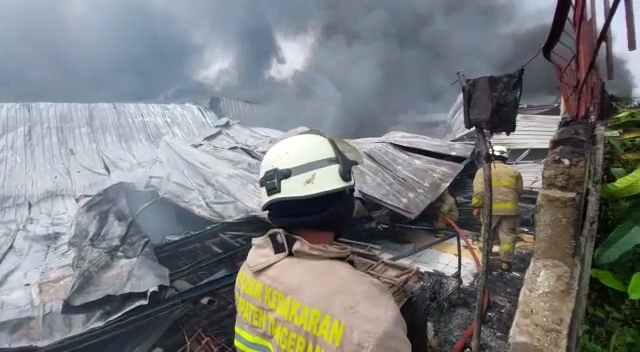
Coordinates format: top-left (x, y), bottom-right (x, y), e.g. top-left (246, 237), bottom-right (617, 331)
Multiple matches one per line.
top-left (442, 216), bottom-right (489, 352)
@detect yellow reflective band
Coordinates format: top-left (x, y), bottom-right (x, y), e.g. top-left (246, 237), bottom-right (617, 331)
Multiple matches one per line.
top-left (236, 268), bottom-right (345, 348)
top-left (492, 179), bottom-right (516, 187)
top-left (471, 199), bottom-right (516, 210)
top-left (500, 244), bottom-right (514, 251)
top-left (235, 340), bottom-right (259, 352)
top-left (492, 202), bottom-right (517, 209)
top-left (234, 326), bottom-right (274, 352)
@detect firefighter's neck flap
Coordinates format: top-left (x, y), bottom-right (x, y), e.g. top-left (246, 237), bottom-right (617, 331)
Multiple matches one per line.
top-left (244, 229), bottom-right (352, 272)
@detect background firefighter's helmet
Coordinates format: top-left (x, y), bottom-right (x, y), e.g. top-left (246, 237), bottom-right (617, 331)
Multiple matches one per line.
top-left (490, 145), bottom-right (510, 160)
top-left (258, 130), bottom-right (361, 211)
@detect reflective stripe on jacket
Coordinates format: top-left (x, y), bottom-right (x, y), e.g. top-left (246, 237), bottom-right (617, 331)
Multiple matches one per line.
top-left (472, 162), bottom-right (523, 216)
top-left (233, 230), bottom-right (412, 352)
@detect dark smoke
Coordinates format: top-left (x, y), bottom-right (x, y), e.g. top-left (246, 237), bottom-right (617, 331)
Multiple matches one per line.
top-left (0, 1), bottom-right (635, 138)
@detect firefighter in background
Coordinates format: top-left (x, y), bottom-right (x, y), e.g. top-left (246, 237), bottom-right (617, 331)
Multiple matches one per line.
top-left (472, 145), bottom-right (523, 271)
top-left (234, 131), bottom-right (412, 352)
top-left (433, 188), bottom-right (460, 238)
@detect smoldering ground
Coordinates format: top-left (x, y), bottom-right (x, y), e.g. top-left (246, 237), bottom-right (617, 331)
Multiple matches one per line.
top-left (0, 0), bottom-right (634, 138)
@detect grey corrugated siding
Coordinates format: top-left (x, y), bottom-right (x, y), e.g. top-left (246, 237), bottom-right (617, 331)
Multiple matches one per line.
top-left (443, 93), bottom-right (561, 148)
top-left (218, 97), bottom-right (259, 118)
top-left (490, 114), bottom-right (561, 149)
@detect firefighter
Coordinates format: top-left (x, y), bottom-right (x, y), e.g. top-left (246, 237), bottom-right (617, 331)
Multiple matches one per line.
top-left (472, 145), bottom-right (523, 271)
top-left (234, 131), bottom-right (412, 352)
top-left (433, 188), bottom-right (459, 238)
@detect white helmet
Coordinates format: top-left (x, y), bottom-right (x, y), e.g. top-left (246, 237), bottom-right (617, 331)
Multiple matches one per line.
top-left (259, 130), bottom-right (360, 211)
top-left (490, 145), bottom-right (510, 159)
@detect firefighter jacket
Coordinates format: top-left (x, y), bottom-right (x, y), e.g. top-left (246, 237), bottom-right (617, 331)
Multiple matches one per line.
top-left (472, 161), bottom-right (523, 216)
top-left (433, 189), bottom-right (459, 228)
top-left (234, 229), bottom-right (412, 352)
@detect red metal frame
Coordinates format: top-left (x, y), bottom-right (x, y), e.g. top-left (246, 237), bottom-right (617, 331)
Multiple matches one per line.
top-left (543, 0), bottom-right (636, 120)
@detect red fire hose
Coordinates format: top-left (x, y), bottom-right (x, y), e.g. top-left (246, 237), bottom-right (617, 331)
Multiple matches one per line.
top-left (443, 216), bottom-right (489, 352)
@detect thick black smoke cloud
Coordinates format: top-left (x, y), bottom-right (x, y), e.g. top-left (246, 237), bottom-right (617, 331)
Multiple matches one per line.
top-left (0, 0), bottom-right (634, 137)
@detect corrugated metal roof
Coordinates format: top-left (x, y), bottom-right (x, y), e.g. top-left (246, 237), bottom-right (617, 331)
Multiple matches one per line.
top-left (442, 93), bottom-right (562, 148)
top-left (209, 96), bottom-right (259, 118)
top-left (490, 114), bottom-right (561, 149)
top-left (0, 102), bottom-right (473, 349)
top-left (153, 87), bottom-right (259, 119)
top-left (354, 130), bottom-right (474, 159)
top-left (218, 97), bottom-right (259, 117)
top-left (443, 93), bottom-right (467, 141)
top-left (0, 103), bottom-right (220, 209)
top-left (0, 103), bottom-right (226, 348)
top-left (518, 104), bottom-right (560, 115)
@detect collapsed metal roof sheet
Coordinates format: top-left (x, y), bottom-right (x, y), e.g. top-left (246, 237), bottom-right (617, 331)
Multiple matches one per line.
top-left (210, 96), bottom-right (259, 118)
top-left (0, 103), bottom-right (261, 349)
top-left (358, 130), bottom-right (474, 159)
top-left (0, 102), bottom-right (473, 349)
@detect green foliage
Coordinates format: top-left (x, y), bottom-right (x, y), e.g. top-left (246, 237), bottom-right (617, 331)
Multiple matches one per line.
top-left (580, 286), bottom-right (640, 352)
top-left (591, 214), bottom-right (640, 299)
top-left (629, 273), bottom-right (640, 300)
top-left (593, 216), bottom-right (640, 267)
top-left (581, 102), bottom-right (640, 350)
top-left (601, 169), bottom-right (640, 200)
top-left (590, 269), bottom-right (627, 292)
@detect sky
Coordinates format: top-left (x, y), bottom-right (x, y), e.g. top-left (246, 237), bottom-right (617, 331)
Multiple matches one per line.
top-left (0, 0), bottom-right (637, 137)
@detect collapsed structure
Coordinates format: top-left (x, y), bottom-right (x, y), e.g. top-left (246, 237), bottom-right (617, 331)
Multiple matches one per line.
top-left (0, 102), bottom-right (535, 351)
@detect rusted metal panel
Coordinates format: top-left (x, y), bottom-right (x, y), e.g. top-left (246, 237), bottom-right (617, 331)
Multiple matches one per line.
top-left (605, 0), bottom-right (615, 80)
top-left (624, 0), bottom-right (637, 51)
top-left (542, 0), bottom-right (615, 120)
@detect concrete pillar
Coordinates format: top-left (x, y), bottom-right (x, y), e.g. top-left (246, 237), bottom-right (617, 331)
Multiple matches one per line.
top-left (509, 259), bottom-right (576, 352)
top-left (509, 120), bottom-right (598, 351)
top-left (534, 189), bottom-right (580, 267)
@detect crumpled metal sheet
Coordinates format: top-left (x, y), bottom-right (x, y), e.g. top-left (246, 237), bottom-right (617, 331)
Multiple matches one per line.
top-left (0, 103), bottom-right (252, 349)
top-left (67, 183), bottom-right (171, 307)
top-left (350, 141), bottom-right (464, 218)
top-left (148, 137), bottom-right (264, 222)
top-left (0, 102), bottom-right (472, 349)
top-left (379, 130), bottom-right (474, 159)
